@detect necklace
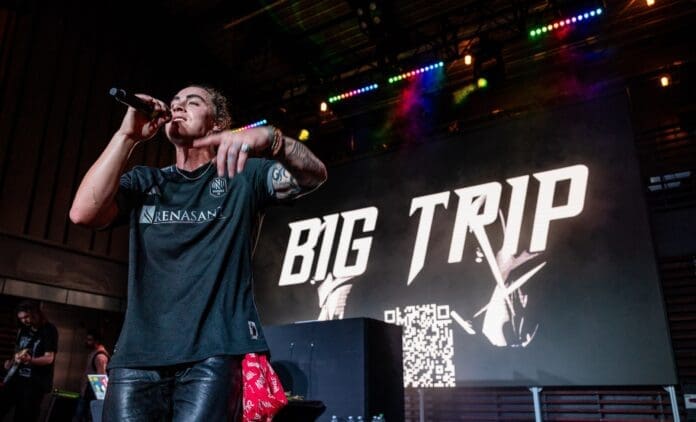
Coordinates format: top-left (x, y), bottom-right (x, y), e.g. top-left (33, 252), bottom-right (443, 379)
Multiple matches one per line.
top-left (173, 161), bottom-right (213, 181)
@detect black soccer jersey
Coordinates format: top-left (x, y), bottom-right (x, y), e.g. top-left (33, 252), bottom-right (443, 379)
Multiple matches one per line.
top-left (109, 158), bottom-right (276, 368)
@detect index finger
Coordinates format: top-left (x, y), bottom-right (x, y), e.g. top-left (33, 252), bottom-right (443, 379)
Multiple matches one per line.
top-left (134, 93), bottom-right (155, 102)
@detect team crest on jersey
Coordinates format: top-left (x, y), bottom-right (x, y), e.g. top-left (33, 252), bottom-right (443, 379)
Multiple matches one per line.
top-left (210, 177), bottom-right (227, 197)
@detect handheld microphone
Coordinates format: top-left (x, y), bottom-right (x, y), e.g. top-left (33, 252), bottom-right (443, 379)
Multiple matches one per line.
top-left (108, 87), bottom-right (171, 120)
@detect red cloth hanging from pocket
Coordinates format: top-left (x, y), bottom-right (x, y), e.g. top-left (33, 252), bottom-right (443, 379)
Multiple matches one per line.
top-left (242, 353), bottom-right (288, 422)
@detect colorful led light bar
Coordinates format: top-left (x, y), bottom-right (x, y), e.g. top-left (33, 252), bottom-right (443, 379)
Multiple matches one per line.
top-left (327, 84), bottom-right (379, 103)
top-left (529, 7), bottom-right (603, 38)
top-left (231, 119), bottom-right (267, 132)
top-left (388, 61), bottom-right (444, 83)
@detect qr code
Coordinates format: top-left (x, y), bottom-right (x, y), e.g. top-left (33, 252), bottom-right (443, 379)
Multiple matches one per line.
top-left (385, 304), bottom-right (456, 388)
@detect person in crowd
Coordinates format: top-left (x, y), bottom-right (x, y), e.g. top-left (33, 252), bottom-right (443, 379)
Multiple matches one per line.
top-left (0, 300), bottom-right (58, 422)
top-left (73, 330), bottom-right (110, 422)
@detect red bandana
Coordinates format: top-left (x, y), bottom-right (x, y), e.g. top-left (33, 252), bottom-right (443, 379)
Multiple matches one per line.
top-left (242, 353), bottom-right (288, 421)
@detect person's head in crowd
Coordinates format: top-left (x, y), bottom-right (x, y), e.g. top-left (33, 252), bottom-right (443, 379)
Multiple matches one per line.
top-left (15, 300), bottom-right (47, 329)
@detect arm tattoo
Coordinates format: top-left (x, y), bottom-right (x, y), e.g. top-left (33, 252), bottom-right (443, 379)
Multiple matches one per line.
top-left (283, 139), bottom-right (326, 187)
top-left (269, 162), bottom-right (302, 200)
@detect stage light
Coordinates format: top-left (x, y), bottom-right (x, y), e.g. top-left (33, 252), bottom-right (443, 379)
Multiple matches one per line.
top-left (646, 0), bottom-right (655, 5)
top-left (231, 119), bottom-right (267, 132)
top-left (464, 54), bottom-right (472, 65)
top-left (529, 7), bottom-right (604, 38)
top-left (298, 129), bottom-right (310, 141)
top-left (388, 61), bottom-right (444, 83)
top-left (453, 84), bottom-right (476, 104)
top-left (327, 83), bottom-right (379, 103)
top-left (353, 1), bottom-right (388, 38)
top-left (320, 102), bottom-right (328, 112)
top-left (660, 75), bottom-right (670, 87)
top-left (477, 77), bottom-right (488, 88)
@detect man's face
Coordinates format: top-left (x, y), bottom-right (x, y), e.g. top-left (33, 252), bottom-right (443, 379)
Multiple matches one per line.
top-left (165, 86), bottom-right (219, 144)
top-left (17, 311), bottom-right (31, 327)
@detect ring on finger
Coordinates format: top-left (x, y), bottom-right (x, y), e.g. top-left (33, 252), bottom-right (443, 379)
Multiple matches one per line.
top-left (240, 143), bottom-right (251, 153)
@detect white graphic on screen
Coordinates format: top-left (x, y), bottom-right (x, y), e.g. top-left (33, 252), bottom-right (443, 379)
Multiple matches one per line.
top-left (277, 164), bottom-right (588, 386)
top-left (316, 273), bottom-right (355, 320)
top-left (385, 304), bottom-right (456, 387)
top-left (458, 200), bottom-right (546, 348)
top-left (278, 207), bottom-right (378, 286)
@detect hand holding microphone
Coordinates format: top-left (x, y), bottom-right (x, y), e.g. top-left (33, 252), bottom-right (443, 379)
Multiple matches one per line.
top-left (110, 88), bottom-right (171, 142)
top-left (109, 88), bottom-right (171, 120)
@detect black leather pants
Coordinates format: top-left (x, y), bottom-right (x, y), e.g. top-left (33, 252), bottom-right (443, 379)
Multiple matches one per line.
top-left (102, 356), bottom-right (242, 422)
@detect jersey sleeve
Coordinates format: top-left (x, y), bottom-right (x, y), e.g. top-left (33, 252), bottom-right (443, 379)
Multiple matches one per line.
top-left (242, 158), bottom-right (277, 209)
top-left (112, 167), bottom-right (148, 226)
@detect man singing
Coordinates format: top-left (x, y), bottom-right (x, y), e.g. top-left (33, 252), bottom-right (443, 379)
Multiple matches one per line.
top-left (69, 85), bottom-right (327, 421)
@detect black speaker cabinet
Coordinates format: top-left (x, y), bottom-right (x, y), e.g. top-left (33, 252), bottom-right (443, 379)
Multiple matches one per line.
top-left (264, 318), bottom-right (404, 422)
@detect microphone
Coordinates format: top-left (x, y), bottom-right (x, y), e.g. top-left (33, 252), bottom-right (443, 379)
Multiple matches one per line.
top-left (109, 87), bottom-right (171, 120)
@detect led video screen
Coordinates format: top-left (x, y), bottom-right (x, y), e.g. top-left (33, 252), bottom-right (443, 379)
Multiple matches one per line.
top-left (253, 94), bottom-right (677, 387)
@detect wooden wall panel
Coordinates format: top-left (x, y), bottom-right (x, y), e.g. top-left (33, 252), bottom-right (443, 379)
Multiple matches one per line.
top-left (25, 15), bottom-right (76, 239)
top-left (0, 5), bottom-right (36, 218)
top-left (0, 10), bottom-right (16, 85)
top-left (0, 233), bottom-right (126, 297)
top-left (24, 7), bottom-right (69, 239)
top-left (1, 12), bottom-right (63, 235)
top-left (89, 34), bottom-right (129, 256)
top-left (66, 29), bottom-right (111, 251)
top-left (45, 28), bottom-right (97, 245)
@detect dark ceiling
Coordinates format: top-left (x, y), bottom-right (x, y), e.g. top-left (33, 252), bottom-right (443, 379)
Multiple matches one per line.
top-left (142, 0), bottom-right (694, 161)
